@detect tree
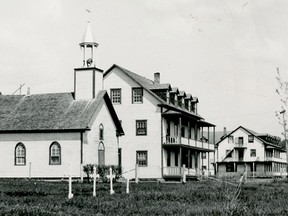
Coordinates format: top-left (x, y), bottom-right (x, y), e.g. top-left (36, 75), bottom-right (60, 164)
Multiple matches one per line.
top-left (276, 68), bottom-right (288, 175)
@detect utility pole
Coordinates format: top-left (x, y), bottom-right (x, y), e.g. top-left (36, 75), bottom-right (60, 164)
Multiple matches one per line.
top-left (280, 110), bottom-right (288, 176)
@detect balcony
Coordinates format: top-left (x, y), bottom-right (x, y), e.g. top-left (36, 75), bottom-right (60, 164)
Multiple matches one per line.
top-left (163, 136), bottom-right (214, 151)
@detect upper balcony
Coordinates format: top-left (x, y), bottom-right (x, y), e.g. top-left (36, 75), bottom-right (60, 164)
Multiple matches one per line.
top-left (163, 136), bottom-right (214, 152)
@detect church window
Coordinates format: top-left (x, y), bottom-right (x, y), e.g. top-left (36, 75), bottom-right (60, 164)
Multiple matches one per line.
top-left (136, 151), bottom-right (148, 167)
top-left (132, 88), bottom-right (143, 103)
top-left (49, 142), bottom-right (61, 165)
top-left (15, 143), bottom-right (26, 166)
top-left (111, 89), bottom-right (121, 104)
top-left (99, 124), bottom-right (104, 140)
top-left (136, 120), bottom-right (147, 135)
top-left (98, 142), bottom-right (105, 165)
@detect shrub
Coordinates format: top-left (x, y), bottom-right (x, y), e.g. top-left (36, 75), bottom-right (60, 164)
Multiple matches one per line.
top-left (83, 164), bottom-right (122, 183)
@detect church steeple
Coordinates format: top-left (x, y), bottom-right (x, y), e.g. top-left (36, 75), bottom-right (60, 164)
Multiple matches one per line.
top-left (80, 21), bottom-right (98, 67)
top-left (74, 22), bottom-right (103, 100)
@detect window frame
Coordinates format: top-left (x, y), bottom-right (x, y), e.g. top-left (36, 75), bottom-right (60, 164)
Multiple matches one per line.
top-left (202, 152), bottom-right (207, 159)
top-left (248, 135), bottom-right (254, 143)
top-left (98, 142), bottom-right (105, 165)
top-left (110, 88), bottom-right (121, 104)
top-left (136, 151), bottom-right (148, 167)
top-left (49, 142), bottom-right (61, 165)
top-left (132, 87), bottom-right (143, 104)
top-left (226, 163), bottom-right (234, 172)
top-left (99, 124), bottom-right (104, 140)
top-left (15, 142), bottom-right (26, 166)
top-left (136, 120), bottom-right (147, 136)
top-left (250, 149), bottom-right (256, 157)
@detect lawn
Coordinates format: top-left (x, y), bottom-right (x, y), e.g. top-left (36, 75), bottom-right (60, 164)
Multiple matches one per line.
top-left (0, 178), bottom-right (288, 215)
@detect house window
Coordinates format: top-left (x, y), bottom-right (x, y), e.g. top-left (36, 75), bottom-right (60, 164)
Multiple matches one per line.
top-left (248, 135), bottom-right (254, 143)
top-left (111, 89), bottom-right (121, 104)
top-left (132, 88), bottom-right (143, 103)
top-left (226, 149), bottom-right (232, 158)
top-left (202, 152), bottom-right (207, 159)
top-left (136, 120), bottom-right (147, 135)
top-left (98, 142), bottom-right (105, 165)
top-left (15, 143), bottom-right (26, 165)
top-left (250, 149), bottom-right (256, 157)
top-left (99, 124), bottom-right (104, 140)
top-left (136, 151), bottom-right (147, 167)
top-left (238, 137), bottom-right (244, 144)
top-left (228, 136), bottom-right (234, 143)
top-left (49, 142), bottom-right (61, 165)
top-left (226, 163), bottom-right (234, 172)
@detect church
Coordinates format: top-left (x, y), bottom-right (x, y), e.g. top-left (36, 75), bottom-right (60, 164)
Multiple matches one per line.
top-left (0, 22), bottom-right (124, 179)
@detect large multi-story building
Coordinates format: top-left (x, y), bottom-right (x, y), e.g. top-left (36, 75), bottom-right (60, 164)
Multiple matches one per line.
top-left (104, 65), bottom-right (215, 180)
top-left (215, 126), bottom-right (287, 178)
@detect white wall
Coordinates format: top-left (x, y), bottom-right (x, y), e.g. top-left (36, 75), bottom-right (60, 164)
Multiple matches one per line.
top-left (104, 67), bottom-right (162, 179)
top-left (216, 127), bottom-right (264, 163)
top-left (0, 132), bottom-right (81, 178)
top-left (83, 99), bottom-right (119, 166)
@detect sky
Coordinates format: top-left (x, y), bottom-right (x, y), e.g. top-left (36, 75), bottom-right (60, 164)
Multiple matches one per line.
top-left (0, 0), bottom-right (288, 137)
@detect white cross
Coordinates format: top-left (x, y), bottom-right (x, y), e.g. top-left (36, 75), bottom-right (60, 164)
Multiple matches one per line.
top-left (107, 167), bottom-right (115, 194)
top-left (93, 165), bottom-right (100, 197)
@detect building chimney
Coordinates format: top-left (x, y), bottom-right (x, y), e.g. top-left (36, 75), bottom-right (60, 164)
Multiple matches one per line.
top-left (223, 127), bottom-right (227, 136)
top-left (154, 72), bottom-right (160, 84)
top-left (27, 87), bottom-right (30, 96)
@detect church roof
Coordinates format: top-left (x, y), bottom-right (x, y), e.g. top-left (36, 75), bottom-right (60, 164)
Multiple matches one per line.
top-left (0, 91), bottom-right (124, 135)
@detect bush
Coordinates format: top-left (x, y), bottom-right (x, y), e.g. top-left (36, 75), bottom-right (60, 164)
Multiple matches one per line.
top-left (83, 164), bottom-right (122, 183)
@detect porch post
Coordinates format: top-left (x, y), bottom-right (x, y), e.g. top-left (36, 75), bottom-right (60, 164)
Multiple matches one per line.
top-left (253, 162), bottom-right (255, 178)
top-left (208, 152), bottom-right (210, 176)
top-left (178, 116), bottom-right (182, 144)
top-left (188, 149), bottom-right (191, 168)
top-left (188, 121), bottom-right (191, 145)
top-left (180, 146), bottom-right (182, 168)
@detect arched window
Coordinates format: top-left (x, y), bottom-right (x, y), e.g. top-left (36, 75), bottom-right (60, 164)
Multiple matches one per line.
top-left (98, 142), bottom-right (105, 165)
top-left (99, 124), bottom-right (104, 140)
top-left (49, 142), bottom-right (61, 165)
top-left (15, 142), bottom-right (26, 165)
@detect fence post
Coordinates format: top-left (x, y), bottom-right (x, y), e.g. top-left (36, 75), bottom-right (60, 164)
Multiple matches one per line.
top-left (135, 163), bottom-right (139, 183)
top-left (68, 163), bottom-right (74, 199)
top-left (29, 162), bottom-right (32, 179)
top-left (182, 164), bottom-right (186, 184)
top-left (80, 163), bottom-right (83, 183)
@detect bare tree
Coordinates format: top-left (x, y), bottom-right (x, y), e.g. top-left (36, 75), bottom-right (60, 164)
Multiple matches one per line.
top-left (276, 68), bottom-right (288, 175)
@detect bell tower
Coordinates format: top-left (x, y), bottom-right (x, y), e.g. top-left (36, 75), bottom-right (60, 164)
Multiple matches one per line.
top-left (74, 21), bottom-right (103, 100)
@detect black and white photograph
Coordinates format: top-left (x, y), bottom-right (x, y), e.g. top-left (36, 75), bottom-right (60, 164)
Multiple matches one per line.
top-left (0, 1), bottom-right (288, 215)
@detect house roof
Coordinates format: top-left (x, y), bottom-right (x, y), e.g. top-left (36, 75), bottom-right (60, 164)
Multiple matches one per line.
top-left (104, 64), bottom-right (213, 124)
top-left (0, 91), bottom-right (124, 135)
top-left (216, 126), bottom-right (283, 151)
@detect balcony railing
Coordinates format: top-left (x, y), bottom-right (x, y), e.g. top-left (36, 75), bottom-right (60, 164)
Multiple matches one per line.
top-left (163, 166), bottom-right (202, 176)
top-left (164, 136), bottom-right (214, 150)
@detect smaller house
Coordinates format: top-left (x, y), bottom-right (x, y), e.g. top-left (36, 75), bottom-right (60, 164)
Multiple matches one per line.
top-left (215, 126), bottom-right (287, 178)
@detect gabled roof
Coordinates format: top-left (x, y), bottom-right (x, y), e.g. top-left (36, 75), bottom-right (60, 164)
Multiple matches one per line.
top-left (104, 64), bottom-right (207, 121)
top-left (0, 91), bottom-right (124, 135)
top-left (216, 126), bottom-right (283, 150)
top-left (178, 91), bottom-right (186, 97)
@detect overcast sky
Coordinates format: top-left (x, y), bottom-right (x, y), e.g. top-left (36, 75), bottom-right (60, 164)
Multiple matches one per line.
top-left (0, 0), bottom-right (288, 137)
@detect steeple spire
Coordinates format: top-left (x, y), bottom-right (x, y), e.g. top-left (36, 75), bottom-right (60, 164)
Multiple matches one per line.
top-left (80, 21), bottom-right (98, 67)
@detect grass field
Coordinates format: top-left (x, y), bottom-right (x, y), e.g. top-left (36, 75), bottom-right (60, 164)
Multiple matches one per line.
top-left (0, 178), bottom-right (288, 215)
